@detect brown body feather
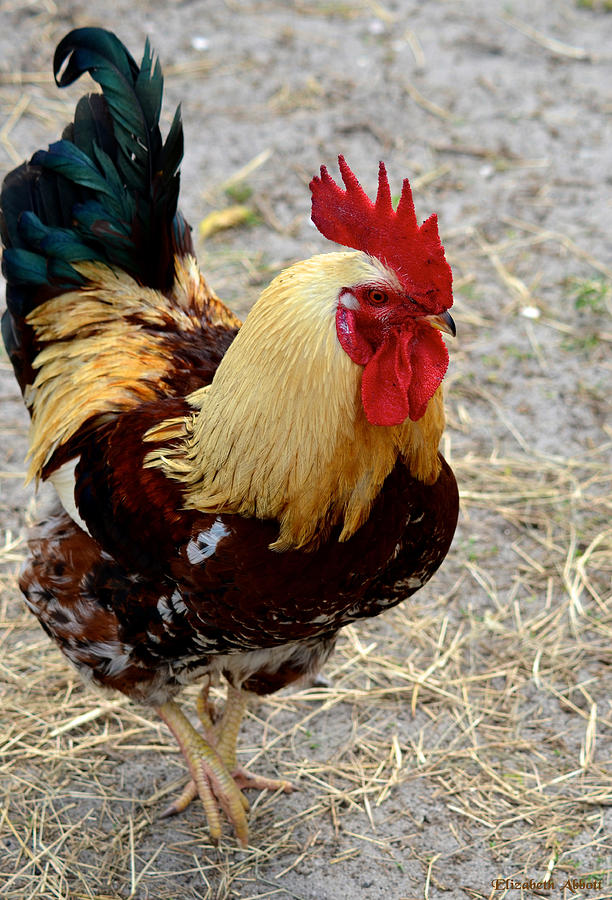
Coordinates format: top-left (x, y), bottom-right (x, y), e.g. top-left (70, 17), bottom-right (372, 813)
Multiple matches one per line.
top-left (22, 458), bottom-right (457, 703)
top-left (16, 250), bottom-right (458, 705)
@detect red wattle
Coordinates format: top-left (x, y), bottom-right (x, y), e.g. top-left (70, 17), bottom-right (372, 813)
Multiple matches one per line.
top-left (360, 328), bottom-right (412, 426)
top-left (404, 325), bottom-right (449, 421)
top-left (337, 311), bottom-right (449, 426)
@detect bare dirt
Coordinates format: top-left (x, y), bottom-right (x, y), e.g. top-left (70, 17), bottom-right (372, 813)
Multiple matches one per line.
top-left (1, 1), bottom-right (611, 899)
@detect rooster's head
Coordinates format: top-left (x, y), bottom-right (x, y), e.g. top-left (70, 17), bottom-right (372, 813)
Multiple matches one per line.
top-left (310, 156), bottom-right (454, 426)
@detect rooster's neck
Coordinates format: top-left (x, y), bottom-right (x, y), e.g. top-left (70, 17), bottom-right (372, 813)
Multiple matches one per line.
top-left (146, 253), bottom-right (446, 550)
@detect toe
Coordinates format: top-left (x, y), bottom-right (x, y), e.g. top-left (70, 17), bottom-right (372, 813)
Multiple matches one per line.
top-left (159, 778), bottom-right (198, 818)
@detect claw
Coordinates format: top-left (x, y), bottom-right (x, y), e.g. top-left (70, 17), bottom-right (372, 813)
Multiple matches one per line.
top-left (159, 778), bottom-right (198, 818)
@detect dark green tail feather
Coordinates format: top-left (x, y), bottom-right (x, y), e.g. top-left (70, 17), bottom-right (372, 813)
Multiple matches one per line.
top-left (2, 27), bottom-right (188, 302)
top-left (53, 30), bottom-right (165, 201)
top-left (1, 27), bottom-right (191, 389)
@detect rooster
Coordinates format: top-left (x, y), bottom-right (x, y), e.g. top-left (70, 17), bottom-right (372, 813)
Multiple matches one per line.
top-left (1, 28), bottom-right (458, 846)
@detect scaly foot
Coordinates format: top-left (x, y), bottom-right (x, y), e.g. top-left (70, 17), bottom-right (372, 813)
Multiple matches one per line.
top-left (156, 682), bottom-right (294, 845)
top-left (156, 699), bottom-right (250, 845)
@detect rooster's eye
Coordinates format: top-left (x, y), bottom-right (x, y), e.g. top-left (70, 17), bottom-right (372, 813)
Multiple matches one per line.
top-left (367, 288), bottom-right (388, 305)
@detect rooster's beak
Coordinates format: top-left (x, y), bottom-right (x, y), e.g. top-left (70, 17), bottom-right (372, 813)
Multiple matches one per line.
top-left (423, 310), bottom-right (456, 337)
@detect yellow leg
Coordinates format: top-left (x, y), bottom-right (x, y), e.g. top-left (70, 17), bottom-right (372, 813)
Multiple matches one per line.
top-left (195, 676), bottom-right (216, 736)
top-left (157, 682), bottom-right (294, 845)
top-left (216, 683), bottom-right (247, 770)
top-left (156, 698), bottom-right (249, 846)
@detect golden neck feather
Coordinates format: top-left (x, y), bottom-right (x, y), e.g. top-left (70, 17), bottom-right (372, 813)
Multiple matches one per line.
top-left (146, 252), bottom-right (446, 550)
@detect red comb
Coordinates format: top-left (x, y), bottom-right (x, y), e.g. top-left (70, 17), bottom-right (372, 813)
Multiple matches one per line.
top-left (310, 156), bottom-right (452, 312)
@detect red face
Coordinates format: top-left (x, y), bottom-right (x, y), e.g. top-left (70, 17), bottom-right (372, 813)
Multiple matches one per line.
top-left (336, 282), bottom-right (455, 427)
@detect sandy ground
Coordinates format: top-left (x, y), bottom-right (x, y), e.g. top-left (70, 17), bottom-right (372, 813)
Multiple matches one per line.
top-left (1, 1), bottom-right (611, 898)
